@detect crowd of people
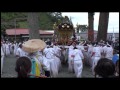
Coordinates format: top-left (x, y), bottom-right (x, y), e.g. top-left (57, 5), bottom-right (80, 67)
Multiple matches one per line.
top-left (1, 39), bottom-right (119, 78)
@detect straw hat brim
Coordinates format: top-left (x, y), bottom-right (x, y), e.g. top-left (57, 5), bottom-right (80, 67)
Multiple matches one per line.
top-left (22, 39), bottom-right (46, 53)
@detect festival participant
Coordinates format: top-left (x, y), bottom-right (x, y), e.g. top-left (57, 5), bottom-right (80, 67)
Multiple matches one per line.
top-left (13, 42), bottom-right (18, 56)
top-left (44, 45), bottom-right (58, 77)
top-left (112, 50), bottom-right (119, 64)
top-left (5, 42), bottom-right (10, 56)
top-left (102, 42), bottom-right (107, 58)
top-left (94, 58), bottom-right (116, 78)
top-left (87, 42), bottom-right (94, 67)
top-left (9, 42), bottom-right (13, 54)
top-left (15, 56), bottom-right (47, 78)
top-left (22, 39), bottom-right (47, 78)
top-left (91, 42), bottom-right (102, 75)
top-left (1, 46), bottom-right (5, 74)
top-left (2, 41), bottom-right (6, 54)
top-left (71, 47), bottom-right (84, 77)
top-left (16, 44), bottom-right (27, 58)
top-left (82, 44), bottom-right (89, 65)
top-left (37, 48), bottom-right (51, 77)
top-left (15, 57), bottom-right (32, 78)
top-left (53, 44), bottom-right (62, 71)
top-left (115, 60), bottom-right (119, 77)
top-left (68, 42), bottom-right (75, 73)
top-left (104, 42), bottom-right (113, 60)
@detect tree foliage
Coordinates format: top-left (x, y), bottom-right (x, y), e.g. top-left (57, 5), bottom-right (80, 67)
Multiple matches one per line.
top-left (1, 12), bottom-right (63, 30)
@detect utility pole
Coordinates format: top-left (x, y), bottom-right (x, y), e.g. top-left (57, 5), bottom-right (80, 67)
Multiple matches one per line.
top-left (14, 19), bottom-right (16, 41)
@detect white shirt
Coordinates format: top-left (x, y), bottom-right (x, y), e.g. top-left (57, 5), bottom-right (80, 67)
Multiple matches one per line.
top-left (72, 49), bottom-right (84, 61)
top-left (88, 45), bottom-right (94, 57)
top-left (104, 46), bottom-right (113, 58)
top-left (103, 45), bottom-right (107, 54)
top-left (44, 48), bottom-right (55, 59)
top-left (16, 48), bottom-right (26, 57)
top-left (68, 45), bottom-right (74, 57)
top-left (53, 45), bottom-right (61, 57)
top-left (1, 47), bottom-right (4, 56)
top-left (92, 46), bottom-right (102, 57)
top-left (5, 44), bottom-right (9, 49)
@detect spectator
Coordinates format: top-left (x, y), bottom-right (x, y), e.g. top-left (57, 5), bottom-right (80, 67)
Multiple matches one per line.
top-left (15, 57), bottom-right (32, 78)
top-left (115, 60), bottom-right (119, 77)
top-left (94, 58), bottom-right (115, 78)
top-left (112, 50), bottom-right (119, 64)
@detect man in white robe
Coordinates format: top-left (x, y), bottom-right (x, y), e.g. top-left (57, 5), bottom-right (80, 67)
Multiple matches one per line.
top-left (68, 45), bottom-right (74, 73)
top-left (43, 46), bottom-right (58, 77)
top-left (13, 42), bottom-right (18, 56)
top-left (53, 45), bottom-right (62, 71)
top-left (1, 46), bottom-right (5, 74)
top-left (36, 50), bottom-right (50, 77)
top-left (87, 44), bottom-right (94, 67)
top-left (71, 47), bottom-right (84, 77)
top-left (2, 42), bottom-right (6, 54)
top-left (16, 44), bottom-right (27, 58)
top-left (104, 44), bottom-right (113, 60)
top-left (91, 44), bottom-right (102, 75)
top-left (5, 42), bottom-right (10, 56)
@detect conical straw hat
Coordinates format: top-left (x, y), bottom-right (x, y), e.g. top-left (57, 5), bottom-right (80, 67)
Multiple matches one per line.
top-left (22, 39), bottom-right (46, 53)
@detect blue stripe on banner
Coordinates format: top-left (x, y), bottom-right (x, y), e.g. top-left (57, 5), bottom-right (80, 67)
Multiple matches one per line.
top-left (30, 59), bottom-right (36, 78)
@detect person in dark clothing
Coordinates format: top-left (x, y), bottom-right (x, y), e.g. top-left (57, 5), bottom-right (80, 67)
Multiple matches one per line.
top-left (15, 57), bottom-right (32, 78)
top-left (15, 56), bottom-right (47, 78)
top-left (115, 60), bottom-right (119, 77)
top-left (94, 58), bottom-right (116, 78)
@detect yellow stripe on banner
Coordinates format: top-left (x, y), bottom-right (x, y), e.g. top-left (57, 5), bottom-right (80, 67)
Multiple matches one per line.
top-left (36, 62), bottom-right (40, 76)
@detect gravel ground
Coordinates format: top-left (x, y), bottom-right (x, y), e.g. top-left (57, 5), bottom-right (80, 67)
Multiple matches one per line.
top-left (1, 54), bottom-right (94, 78)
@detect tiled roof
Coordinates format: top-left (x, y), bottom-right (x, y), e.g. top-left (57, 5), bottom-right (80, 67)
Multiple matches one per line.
top-left (6, 28), bottom-right (54, 35)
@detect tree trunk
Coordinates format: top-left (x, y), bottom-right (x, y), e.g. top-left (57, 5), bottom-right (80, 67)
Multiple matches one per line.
top-left (27, 13), bottom-right (40, 39)
top-left (97, 12), bottom-right (109, 41)
top-left (88, 12), bottom-right (94, 42)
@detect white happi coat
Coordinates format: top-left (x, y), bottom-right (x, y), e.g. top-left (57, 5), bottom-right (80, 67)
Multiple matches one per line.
top-left (10, 43), bottom-right (14, 53)
top-left (1, 46), bottom-right (5, 74)
top-left (104, 46), bottom-right (113, 60)
top-left (36, 50), bottom-right (50, 72)
top-left (68, 45), bottom-right (74, 72)
top-left (2, 43), bottom-right (6, 54)
top-left (16, 48), bottom-right (27, 57)
top-left (27, 52), bottom-right (43, 75)
top-left (53, 45), bottom-right (61, 58)
top-left (44, 47), bottom-right (58, 77)
top-left (72, 49), bottom-right (84, 77)
top-left (102, 45), bottom-right (107, 57)
top-left (14, 43), bottom-right (18, 56)
top-left (53, 46), bottom-right (61, 71)
top-left (87, 45), bottom-right (94, 66)
top-left (92, 46), bottom-right (102, 74)
top-left (5, 43), bottom-right (10, 56)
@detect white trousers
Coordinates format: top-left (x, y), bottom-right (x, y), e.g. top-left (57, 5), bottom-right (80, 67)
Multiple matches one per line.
top-left (74, 60), bottom-right (83, 78)
top-left (1, 56), bottom-right (4, 74)
top-left (48, 59), bottom-right (58, 77)
top-left (5, 48), bottom-right (10, 56)
top-left (54, 56), bottom-right (61, 72)
top-left (92, 57), bottom-right (101, 75)
top-left (68, 57), bottom-right (74, 73)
